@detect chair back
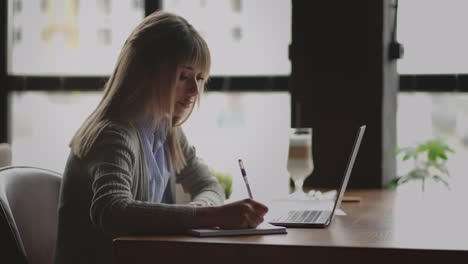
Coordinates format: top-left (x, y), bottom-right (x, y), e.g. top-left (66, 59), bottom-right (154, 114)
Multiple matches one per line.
top-left (0, 166), bottom-right (61, 264)
top-left (0, 143), bottom-right (12, 167)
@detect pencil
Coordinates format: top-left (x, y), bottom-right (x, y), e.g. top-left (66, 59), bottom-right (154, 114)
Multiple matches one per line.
top-left (238, 159), bottom-right (253, 199)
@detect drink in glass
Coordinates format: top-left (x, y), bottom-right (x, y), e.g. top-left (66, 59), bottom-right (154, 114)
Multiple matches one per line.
top-left (287, 128), bottom-right (313, 198)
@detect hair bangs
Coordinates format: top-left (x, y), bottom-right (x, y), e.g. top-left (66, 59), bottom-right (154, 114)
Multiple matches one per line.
top-left (178, 34), bottom-right (211, 80)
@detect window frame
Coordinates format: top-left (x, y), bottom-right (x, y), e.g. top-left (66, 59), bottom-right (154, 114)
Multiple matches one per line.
top-left (1, 0), bottom-right (8, 143)
top-left (400, 74), bottom-right (468, 92)
top-left (3, 1), bottom-right (468, 143)
top-left (0, 1), bottom-right (291, 143)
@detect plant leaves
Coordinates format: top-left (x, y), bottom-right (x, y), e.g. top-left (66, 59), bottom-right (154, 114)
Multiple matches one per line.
top-left (397, 170), bottom-right (426, 184)
top-left (408, 169), bottom-right (427, 180)
top-left (419, 138), bottom-right (455, 163)
top-left (209, 167), bottom-right (233, 199)
top-left (388, 177), bottom-right (402, 188)
top-left (432, 175), bottom-right (451, 190)
top-left (432, 162), bottom-right (450, 176)
top-left (395, 146), bottom-right (418, 161)
top-left (394, 138), bottom-right (454, 190)
top-left (439, 153), bottom-right (448, 160)
top-left (416, 144), bottom-right (429, 153)
top-left (398, 176), bottom-right (412, 185)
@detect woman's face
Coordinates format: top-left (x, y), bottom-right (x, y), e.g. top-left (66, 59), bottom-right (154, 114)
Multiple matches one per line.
top-left (173, 65), bottom-right (205, 121)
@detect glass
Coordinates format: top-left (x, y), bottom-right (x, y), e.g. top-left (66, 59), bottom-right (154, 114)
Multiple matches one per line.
top-left (287, 128), bottom-right (313, 198)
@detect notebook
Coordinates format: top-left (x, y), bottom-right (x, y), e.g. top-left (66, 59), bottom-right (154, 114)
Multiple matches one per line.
top-left (187, 223), bottom-right (287, 237)
top-left (269, 125), bottom-right (366, 228)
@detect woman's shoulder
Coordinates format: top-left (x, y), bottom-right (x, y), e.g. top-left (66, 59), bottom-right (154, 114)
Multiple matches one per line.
top-left (92, 120), bottom-right (141, 150)
top-left (104, 121), bottom-right (139, 137)
top-left (82, 120), bottom-right (142, 162)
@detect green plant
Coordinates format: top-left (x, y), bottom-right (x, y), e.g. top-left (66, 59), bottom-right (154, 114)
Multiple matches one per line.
top-left (389, 138), bottom-right (455, 192)
top-left (209, 167), bottom-right (233, 199)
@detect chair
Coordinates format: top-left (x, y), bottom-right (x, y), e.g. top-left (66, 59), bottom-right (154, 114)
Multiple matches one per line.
top-left (0, 143), bottom-right (12, 167)
top-left (0, 166), bottom-right (61, 264)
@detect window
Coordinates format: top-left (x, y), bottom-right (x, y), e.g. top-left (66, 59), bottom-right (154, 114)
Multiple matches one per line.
top-left (397, 0), bottom-right (468, 74)
top-left (10, 91), bottom-right (101, 172)
top-left (397, 92), bottom-right (468, 192)
top-left (397, 0), bottom-right (468, 191)
top-left (10, 91), bottom-right (291, 201)
top-left (162, 0), bottom-right (291, 76)
top-left (7, 1), bottom-right (292, 201)
top-left (8, 0), bottom-right (144, 75)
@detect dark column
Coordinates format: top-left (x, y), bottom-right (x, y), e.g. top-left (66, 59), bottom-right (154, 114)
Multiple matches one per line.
top-left (145, 0), bottom-right (160, 16)
top-left (0, 0), bottom-right (8, 143)
top-left (290, 0), bottom-right (398, 188)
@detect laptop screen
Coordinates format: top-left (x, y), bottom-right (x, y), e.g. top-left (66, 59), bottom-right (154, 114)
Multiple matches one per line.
top-left (329, 125), bottom-right (366, 219)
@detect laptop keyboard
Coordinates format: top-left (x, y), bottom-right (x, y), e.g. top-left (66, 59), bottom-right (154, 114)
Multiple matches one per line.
top-left (284, 210), bottom-right (322, 223)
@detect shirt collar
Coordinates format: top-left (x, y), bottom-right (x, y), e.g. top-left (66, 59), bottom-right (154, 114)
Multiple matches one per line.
top-left (135, 116), bottom-right (169, 147)
top-left (136, 116), bottom-right (157, 134)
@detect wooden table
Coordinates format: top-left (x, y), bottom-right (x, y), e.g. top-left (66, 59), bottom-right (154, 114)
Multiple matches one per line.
top-left (113, 189), bottom-right (468, 264)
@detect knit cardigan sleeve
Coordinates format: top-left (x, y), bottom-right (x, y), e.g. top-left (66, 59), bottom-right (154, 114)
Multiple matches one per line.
top-left (85, 123), bottom-right (196, 236)
top-left (175, 130), bottom-right (225, 206)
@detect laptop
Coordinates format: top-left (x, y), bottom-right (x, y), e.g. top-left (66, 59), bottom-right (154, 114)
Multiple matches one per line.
top-left (269, 125), bottom-right (366, 228)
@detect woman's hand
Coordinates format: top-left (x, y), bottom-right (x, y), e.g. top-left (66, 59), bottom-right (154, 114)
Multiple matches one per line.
top-left (193, 199), bottom-right (269, 229)
top-left (189, 200), bottom-right (209, 207)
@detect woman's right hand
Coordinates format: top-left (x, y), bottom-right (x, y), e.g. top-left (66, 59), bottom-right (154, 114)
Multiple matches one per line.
top-left (193, 199), bottom-right (269, 229)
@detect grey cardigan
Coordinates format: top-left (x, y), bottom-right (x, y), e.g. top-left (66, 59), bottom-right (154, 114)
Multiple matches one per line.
top-left (54, 122), bottom-right (224, 264)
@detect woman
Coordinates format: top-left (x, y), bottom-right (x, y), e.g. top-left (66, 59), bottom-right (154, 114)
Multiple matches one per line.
top-left (54, 10), bottom-right (268, 264)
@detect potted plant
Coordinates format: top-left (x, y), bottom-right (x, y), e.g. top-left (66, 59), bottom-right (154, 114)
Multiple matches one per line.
top-left (209, 167), bottom-right (233, 199)
top-left (389, 138), bottom-right (455, 192)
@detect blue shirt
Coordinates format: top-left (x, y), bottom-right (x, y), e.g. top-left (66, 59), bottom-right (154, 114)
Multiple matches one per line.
top-left (135, 117), bottom-right (172, 204)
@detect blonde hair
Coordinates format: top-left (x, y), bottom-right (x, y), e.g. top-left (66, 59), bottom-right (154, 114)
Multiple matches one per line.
top-left (70, 10), bottom-right (211, 173)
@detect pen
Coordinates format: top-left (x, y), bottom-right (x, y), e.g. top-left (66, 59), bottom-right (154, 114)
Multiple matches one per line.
top-left (238, 159), bottom-right (253, 199)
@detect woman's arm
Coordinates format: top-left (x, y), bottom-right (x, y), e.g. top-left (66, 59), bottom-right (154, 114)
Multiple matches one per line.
top-left (174, 130), bottom-right (269, 229)
top-left (175, 129), bottom-right (225, 206)
top-left (86, 124), bottom-right (197, 236)
top-left (193, 199), bottom-right (269, 229)
top-left (86, 124), bottom-right (267, 233)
